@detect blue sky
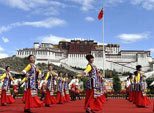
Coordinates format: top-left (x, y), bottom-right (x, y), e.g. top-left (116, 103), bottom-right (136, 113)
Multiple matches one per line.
top-left (0, 0), bottom-right (154, 58)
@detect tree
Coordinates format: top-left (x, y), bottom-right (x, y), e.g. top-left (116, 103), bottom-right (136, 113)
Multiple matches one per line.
top-left (113, 75), bottom-right (121, 93)
top-left (82, 77), bottom-right (88, 91)
top-left (146, 77), bottom-right (154, 94)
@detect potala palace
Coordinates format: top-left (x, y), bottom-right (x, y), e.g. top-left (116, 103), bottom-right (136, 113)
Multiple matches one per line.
top-left (16, 40), bottom-right (154, 73)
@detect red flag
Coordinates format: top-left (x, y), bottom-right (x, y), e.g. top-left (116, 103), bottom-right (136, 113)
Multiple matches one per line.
top-left (98, 8), bottom-right (103, 20)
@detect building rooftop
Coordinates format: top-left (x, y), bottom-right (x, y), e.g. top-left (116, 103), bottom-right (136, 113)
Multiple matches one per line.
top-left (120, 50), bottom-right (150, 52)
top-left (17, 48), bottom-right (63, 53)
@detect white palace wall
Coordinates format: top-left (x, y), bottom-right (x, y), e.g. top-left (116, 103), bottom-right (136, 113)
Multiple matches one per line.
top-left (65, 53), bottom-right (152, 73)
top-left (16, 42), bottom-right (154, 73)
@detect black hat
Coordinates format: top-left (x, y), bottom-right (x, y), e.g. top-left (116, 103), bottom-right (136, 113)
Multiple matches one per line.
top-left (136, 65), bottom-right (142, 70)
top-left (86, 54), bottom-right (94, 61)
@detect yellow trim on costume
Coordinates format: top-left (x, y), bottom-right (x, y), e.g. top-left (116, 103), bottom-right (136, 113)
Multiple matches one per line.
top-left (131, 79), bottom-right (133, 83)
top-left (45, 71), bottom-right (58, 80)
top-left (0, 73), bottom-right (6, 82)
top-left (45, 72), bottom-right (50, 80)
top-left (22, 77), bottom-right (27, 83)
top-left (0, 72), bottom-right (14, 82)
top-left (63, 78), bottom-right (66, 81)
top-left (53, 72), bottom-right (57, 76)
top-left (38, 70), bottom-right (41, 75)
top-left (57, 77), bottom-right (60, 80)
top-left (24, 64), bottom-right (31, 73)
top-left (135, 73), bottom-right (140, 83)
top-left (10, 76), bottom-right (14, 81)
top-left (100, 74), bottom-right (103, 78)
top-left (84, 64), bottom-right (92, 73)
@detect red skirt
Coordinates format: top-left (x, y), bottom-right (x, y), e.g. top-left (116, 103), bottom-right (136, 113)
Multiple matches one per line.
top-left (22, 91), bottom-right (27, 103)
top-left (13, 85), bottom-right (18, 94)
top-left (135, 91), bottom-right (139, 104)
top-left (126, 86), bottom-right (130, 94)
top-left (1, 90), bottom-right (15, 105)
top-left (64, 90), bottom-right (71, 102)
top-left (98, 96), bottom-right (104, 104)
top-left (133, 91), bottom-right (137, 104)
top-left (56, 92), bottom-right (66, 104)
top-left (98, 94), bottom-right (106, 104)
top-left (136, 91), bottom-right (151, 107)
top-left (128, 92), bottom-right (133, 102)
top-left (85, 89), bottom-right (103, 111)
top-left (44, 91), bottom-right (57, 105)
top-left (101, 94), bottom-right (107, 103)
top-left (132, 91), bottom-right (135, 103)
top-left (71, 85), bottom-right (76, 93)
top-left (24, 88), bottom-right (44, 110)
top-left (153, 102), bottom-right (154, 112)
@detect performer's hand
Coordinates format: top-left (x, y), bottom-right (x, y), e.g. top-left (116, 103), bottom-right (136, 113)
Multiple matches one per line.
top-left (82, 72), bottom-right (85, 77)
top-left (38, 75), bottom-right (42, 79)
top-left (25, 73), bottom-right (29, 77)
top-left (20, 72), bottom-right (25, 75)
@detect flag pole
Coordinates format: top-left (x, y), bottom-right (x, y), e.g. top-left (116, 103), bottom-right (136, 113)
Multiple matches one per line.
top-left (102, 8), bottom-right (106, 78)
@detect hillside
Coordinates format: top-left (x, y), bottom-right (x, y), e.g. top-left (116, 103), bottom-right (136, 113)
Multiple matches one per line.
top-left (0, 56), bottom-right (77, 77)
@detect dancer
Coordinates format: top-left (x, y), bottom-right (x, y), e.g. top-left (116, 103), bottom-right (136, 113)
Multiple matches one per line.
top-left (21, 77), bottom-right (27, 103)
top-left (0, 66), bottom-right (15, 106)
top-left (21, 55), bottom-right (43, 113)
top-left (132, 74), bottom-right (137, 104)
top-left (12, 76), bottom-right (20, 99)
top-left (128, 75), bottom-right (134, 102)
top-left (134, 65), bottom-right (151, 107)
top-left (82, 55), bottom-right (103, 113)
top-left (75, 76), bottom-right (81, 100)
top-left (99, 72), bottom-right (107, 104)
top-left (40, 80), bottom-right (46, 101)
top-left (126, 77), bottom-right (131, 100)
top-left (56, 72), bottom-right (66, 104)
top-left (44, 64), bottom-right (57, 107)
top-left (95, 72), bottom-right (102, 104)
top-left (64, 73), bottom-right (71, 102)
top-left (69, 76), bottom-right (76, 101)
top-left (35, 66), bottom-right (42, 89)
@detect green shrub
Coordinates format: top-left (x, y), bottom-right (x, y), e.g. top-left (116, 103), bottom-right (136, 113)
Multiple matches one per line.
top-left (113, 75), bottom-right (121, 93)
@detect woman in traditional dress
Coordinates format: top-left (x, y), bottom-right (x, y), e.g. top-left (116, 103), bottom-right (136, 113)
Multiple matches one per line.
top-left (12, 76), bottom-right (20, 99)
top-left (0, 66), bottom-right (15, 106)
top-left (75, 76), bottom-right (81, 100)
top-left (21, 77), bottom-right (28, 103)
top-left (69, 76), bottom-right (76, 101)
top-left (132, 75), bottom-right (137, 104)
top-left (64, 73), bottom-right (71, 102)
top-left (134, 65), bottom-right (151, 107)
top-left (96, 73), bottom-right (104, 104)
top-left (40, 80), bottom-right (46, 101)
top-left (99, 72), bottom-right (107, 104)
top-left (83, 55), bottom-right (103, 113)
top-left (44, 64), bottom-right (57, 107)
top-left (128, 75), bottom-right (134, 102)
top-left (56, 72), bottom-right (66, 104)
top-left (21, 55), bottom-right (43, 113)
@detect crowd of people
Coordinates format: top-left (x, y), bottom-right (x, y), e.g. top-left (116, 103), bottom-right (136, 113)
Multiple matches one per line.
top-left (126, 65), bottom-right (151, 107)
top-left (0, 54), bottom-right (153, 113)
top-left (0, 54), bottom-right (107, 113)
